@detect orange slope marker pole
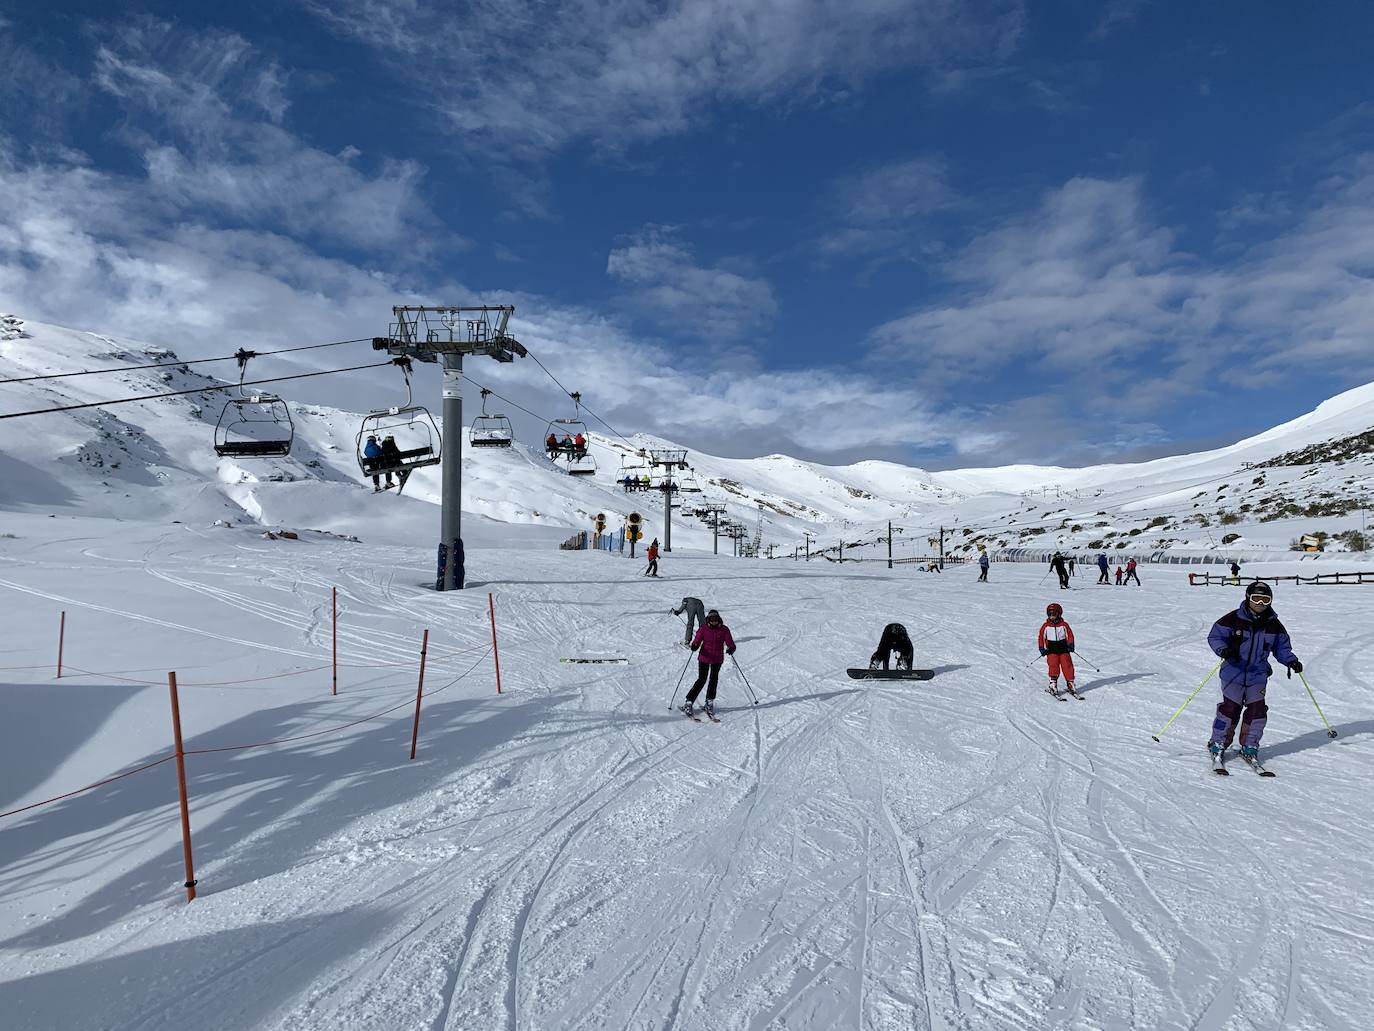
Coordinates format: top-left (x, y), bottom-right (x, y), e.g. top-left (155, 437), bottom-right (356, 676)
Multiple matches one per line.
top-left (409, 629), bottom-right (430, 760)
top-left (488, 593), bottom-right (503, 695)
top-left (167, 672), bottom-right (198, 903)
top-left (56, 610), bottom-right (66, 678)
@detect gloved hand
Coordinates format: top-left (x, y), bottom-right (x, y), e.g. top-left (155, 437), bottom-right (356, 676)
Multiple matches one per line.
top-left (726, 646), bottom-right (736, 655)
top-left (1066, 644), bottom-right (1075, 653)
top-left (1221, 639), bottom-right (1241, 661)
top-left (1038, 647), bottom-right (1048, 657)
top-left (691, 643), bottom-right (701, 652)
top-left (1288, 659), bottom-right (1303, 674)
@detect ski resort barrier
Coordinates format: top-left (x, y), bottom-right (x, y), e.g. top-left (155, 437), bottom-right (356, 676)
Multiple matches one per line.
top-left (560, 528), bottom-right (627, 553)
top-left (1186, 570), bottom-right (1374, 586)
top-left (0, 589), bottom-right (507, 903)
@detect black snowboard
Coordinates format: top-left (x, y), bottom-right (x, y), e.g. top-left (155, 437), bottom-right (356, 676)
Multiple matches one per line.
top-left (847, 669), bottom-right (935, 681)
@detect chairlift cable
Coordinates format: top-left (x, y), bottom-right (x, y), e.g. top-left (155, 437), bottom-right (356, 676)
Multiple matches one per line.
top-left (458, 374), bottom-right (556, 425)
top-left (521, 349), bottom-right (636, 446)
top-left (0, 336), bottom-right (372, 385)
top-left (0, 360), bottom-right (395, 420)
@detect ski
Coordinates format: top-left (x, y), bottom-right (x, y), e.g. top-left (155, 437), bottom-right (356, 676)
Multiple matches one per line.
top-left (1065, 688), bottom-right (1085, 701)
top-left (1240, 754), bottom-right (1276, 777)
top-left (1045, 686), bottom-right (1067, 702)
top-left (704, 712), bottom-right (721, 723)
top-left (1210, 750), bottom-right (1229, 776)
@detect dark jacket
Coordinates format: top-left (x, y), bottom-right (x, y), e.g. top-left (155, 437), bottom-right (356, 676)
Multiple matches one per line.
top-left (1207, 603), bottom-right (1298, 689)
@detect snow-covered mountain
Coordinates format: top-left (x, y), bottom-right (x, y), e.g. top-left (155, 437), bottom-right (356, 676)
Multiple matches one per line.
top-left (2, 316), bottom-right (1372, 559)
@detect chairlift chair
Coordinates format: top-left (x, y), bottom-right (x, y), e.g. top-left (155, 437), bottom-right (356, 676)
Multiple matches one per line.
top-left (469, 387), bottom-right (513, 448)
top-left (356, 358), bottom-right (442, 492)
top-left (544, 391), bottom-right (596, 476)
top-left (213, 349), bottom-right (293, 458)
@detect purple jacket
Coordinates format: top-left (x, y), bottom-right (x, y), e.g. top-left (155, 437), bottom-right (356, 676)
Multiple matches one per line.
top-left (1207, 602), bottom-right (1298, 689)
top-left (691, 622), bottom-right (736, 664)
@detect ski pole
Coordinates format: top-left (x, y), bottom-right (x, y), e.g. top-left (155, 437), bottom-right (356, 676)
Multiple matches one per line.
top-left (667, 651), bottom-right (695, 711)
top-left (1069, 650), bottom-right (1101, 673)
top-left (730, 653), bottom-right (759, 705)
top-left (1009, 653), bottom-right (1043, 681)
top-left (1151, 659), bottom-right (1223, 742)
top-left (1296, 669), bottom-right (1338, 738)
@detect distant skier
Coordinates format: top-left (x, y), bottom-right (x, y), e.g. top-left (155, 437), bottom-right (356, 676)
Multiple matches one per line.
top-left (1123, 557), bottom-right (1141, 586)
top-left (1097, 553), bottom-right (1110, 584)
top-left (1229, 560), bottom-right (1241, 585)
top-left (869, 623), bottom-right (914, 671)
top-left (1068, 556), bottom-right (1076, 577)
top-left (644, 539), bottom-right (660, 577)
top-left (977, 550), bottom-right (990, 582)
top-left (1050, 552), bottom-right (1070, 590)
top-left (671, 596), bottom-right (705, 646)
top-left (1115, 566), bottom-right (1124, 585)
top-left (1037, 602), bottom-right (1077, 697)
top-left (1206, 581), bottom-right (1301, 764)
top-left (681, 609), bottom-right (736, 719)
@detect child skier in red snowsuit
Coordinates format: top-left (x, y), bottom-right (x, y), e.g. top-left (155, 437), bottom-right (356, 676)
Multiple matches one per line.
top-left (1037, 603), bottom-right (1077, 697)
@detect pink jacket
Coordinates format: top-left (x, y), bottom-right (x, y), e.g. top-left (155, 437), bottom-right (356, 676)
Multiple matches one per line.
top-left (691, 622), bottom-right (736, 664)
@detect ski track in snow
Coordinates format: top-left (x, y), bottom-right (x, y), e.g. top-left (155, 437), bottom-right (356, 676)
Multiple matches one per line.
top-left (1, 525), bottom-right (1373, 1030)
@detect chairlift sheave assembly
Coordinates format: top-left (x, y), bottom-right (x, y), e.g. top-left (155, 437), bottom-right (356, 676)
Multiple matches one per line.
top-left (469, 387), bottom-right (513, 448)
top-left (213, 349), bottom-right (294, 458)
top-left (357, 357), bottom-right (442, 493)
top-left (544, 390), bottom-right (596, 476)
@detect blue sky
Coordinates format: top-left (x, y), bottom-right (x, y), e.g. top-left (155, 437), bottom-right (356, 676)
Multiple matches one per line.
top-left (2, 1), bottom-right (1374, 468)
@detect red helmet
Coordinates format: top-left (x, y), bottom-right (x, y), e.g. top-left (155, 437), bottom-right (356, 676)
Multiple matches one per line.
top-left (1046, 603), bottom-right (1063, 619)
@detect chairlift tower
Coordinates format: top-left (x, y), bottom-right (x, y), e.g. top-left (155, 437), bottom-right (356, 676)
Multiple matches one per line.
top-left (373, 305), bottom-right (527, 591)
top-left (648, 448), bottom-right (689, 553)
top-left (696, 502), bottom-right (727, 555)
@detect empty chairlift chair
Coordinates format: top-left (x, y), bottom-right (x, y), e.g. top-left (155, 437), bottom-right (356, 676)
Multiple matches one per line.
top-left (213, 349), bottom-right (294, 458)
top-left (469, 388), bottom-right (513, 448)
top-left (544, 391), bottom-right (596, 476)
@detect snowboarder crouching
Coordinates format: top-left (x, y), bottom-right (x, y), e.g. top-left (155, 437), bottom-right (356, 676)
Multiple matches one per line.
top-left (869, 623), bottom-right (913, 671)
top-left (1038, 603), bottom-right (1076, 696)
top-left (1206, 581), bottom-right (1301, 763)
top-left (682, 609), bottom-right (735, 719)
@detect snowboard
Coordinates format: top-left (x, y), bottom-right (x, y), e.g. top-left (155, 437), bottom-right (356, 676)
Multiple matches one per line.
top-left (847, 669), bottom-right (934, 681)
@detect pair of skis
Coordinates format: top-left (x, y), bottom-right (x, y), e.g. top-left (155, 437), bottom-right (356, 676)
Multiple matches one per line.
top-left (1044, 685), bottom-right (1084, 702)
top-left (1211, 748), bottom-right (1276, 777)
top-left (681, 705), bottom-right (720, 724)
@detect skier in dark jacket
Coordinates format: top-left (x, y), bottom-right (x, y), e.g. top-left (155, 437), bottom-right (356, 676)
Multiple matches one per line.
top-left (1205, 581), bottom-right (1301, 762)
top-left (682, 609), bottom-right (736, 719)
top-left (671, 596), bottom-right (705, 646)
top-left (869, 623), bottom-right (913, 671)
top-left (1050, 552), bottom-right (1070, 589)
top-left (362, 435), bottom-right (385, 491)
top-left (977, 550), bottom-right (990, 582)
top-left (1097, 553), bottom-right (1110, 584)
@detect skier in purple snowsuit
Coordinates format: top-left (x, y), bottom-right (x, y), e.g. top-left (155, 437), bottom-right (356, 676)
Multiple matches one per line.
top-left (1205, 581), bottom-right (1301, 761)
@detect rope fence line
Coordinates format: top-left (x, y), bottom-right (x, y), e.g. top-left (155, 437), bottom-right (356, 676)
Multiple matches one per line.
top-left (0, 756), bottom-right (176, 821)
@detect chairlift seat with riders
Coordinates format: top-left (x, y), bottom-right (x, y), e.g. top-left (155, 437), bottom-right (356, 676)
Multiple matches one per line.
top-left (544, 391), bottom-right (596, 476)
top-left (213, 350), bottom-right (294, 458)
top-left (356, 358), bottom-right (441, 493)
top-left (469, 387), bottom-right (513, 448)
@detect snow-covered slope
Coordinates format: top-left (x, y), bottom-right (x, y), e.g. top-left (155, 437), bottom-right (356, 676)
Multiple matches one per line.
top-left (2, 316), bottom-right (1372, 560)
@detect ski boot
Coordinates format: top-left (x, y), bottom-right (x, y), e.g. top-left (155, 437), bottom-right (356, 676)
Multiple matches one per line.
top-left (896, 657), bottom-right (912, 672)
top-left (680, 701), bottom-right (695, 718)
top-left (1208, 741), bottom-right (1222, 758)
top-left (703, 702), bottom-right (715, 719)
top-left (1046, 679), bottom-right (1060, 698)
top-left (869, 658), bottom-right (882, 670)
top-left (1239, 745), bottom-right (1259, 761)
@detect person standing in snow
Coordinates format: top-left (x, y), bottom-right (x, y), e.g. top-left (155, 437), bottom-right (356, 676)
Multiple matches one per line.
top-left (1229, 560), bottom-right (1241, 585)
top-left (1123, 557), bottom-right (1141, 586)
top-left (644, 539), bottom-right (660, 577)
top-left (1206, 581), bottom-right (1301, 763)
top-left (1068, 556), bottom-right (1076, 577)
top-left (869, 623), bottom-right (914, 671)
top-left (1097, 553), bottom-right (1110, 584)
top-left (1115, 566), bottom-right (1124, 585)
top-left (1037, 602), bottom-right (1077, 696)
top-left (681, 609), bottom-right (736, 719)
top-left (1050, 552), bottom-right (1070, 590)
top-left (977, 549), bottom-right (990, 582)
top-left (671, 596), bottom-right (705, 646)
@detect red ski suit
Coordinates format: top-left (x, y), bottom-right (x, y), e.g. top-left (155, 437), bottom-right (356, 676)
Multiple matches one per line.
top-left (1037, 618), bottom-right (1076, 683)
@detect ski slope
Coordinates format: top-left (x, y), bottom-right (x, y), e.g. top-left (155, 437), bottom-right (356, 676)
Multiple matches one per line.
top-left (2, 513), bottom-right (1371, 1030)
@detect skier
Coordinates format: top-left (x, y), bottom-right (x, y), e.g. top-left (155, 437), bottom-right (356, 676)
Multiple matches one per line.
top-left (378, 435), bottom-right (402, 490)
top-left (1068, 556), bottom-right (1076, 577)
top-left (1097, 553), bottom-right (1110, 584)
top-left (1050, 551), bottom-right (1070, 590)
top-left (682, 609), bottom-right (736, 720)
top-left (1206, 581), bottom-right (1302, 765)
top-left (1037, 602), bottom-right (1077, 697)
top-left (868, 623), bottom-right (914, 671)
top-left (1124, 557), bottom-right (1141, 586)
top-left (977, 549), bottom-right (990, 582)
top-left (362, 435), bottom-right (385, 491)
top-left (1229, 560), bottom-right (1241, 585)
top-left (1115, 566), bottom-right (1124, 585)
top-left (671, 596), bottom-right (705, 646)
top-left (644, 539), bottom-right (660, 577)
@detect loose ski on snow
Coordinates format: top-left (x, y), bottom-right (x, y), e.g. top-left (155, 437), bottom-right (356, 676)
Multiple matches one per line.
top-left (560, 657), bottom-right (628, 664)
top-left (847, 668), bottom-right (935, 681)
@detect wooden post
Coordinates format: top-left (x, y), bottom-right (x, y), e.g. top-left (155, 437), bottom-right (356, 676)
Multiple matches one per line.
top-left (331, 587), bottom-right (338, 696)
top-left (409, 629), bottom-right (429, 760)
top-left (488, 593), bottom-right (503, 695)
top-left (56, 610), bottom-right (65, 679)
top-left (167, 672), bottom-right (198, 903)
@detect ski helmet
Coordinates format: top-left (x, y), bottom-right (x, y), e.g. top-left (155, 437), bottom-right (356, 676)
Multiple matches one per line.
top-left (1046, 602), bottom-right (1063, 619)
top-left (1245, 581), bottom-right (1273, 600)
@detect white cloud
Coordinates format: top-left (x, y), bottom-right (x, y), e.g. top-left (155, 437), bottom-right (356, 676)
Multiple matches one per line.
top-left (607, 226), bottom-right (777, 339)
top-left (304, 0), bottom-right (1027, 157)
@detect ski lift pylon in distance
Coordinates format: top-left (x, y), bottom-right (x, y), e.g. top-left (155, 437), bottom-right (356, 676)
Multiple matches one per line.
top-left (469, 387), bottom-right (513, 448)
top-left (543, 391), bottom-right (596, 476)
top-left (213, 349), bottom-right (293, 458)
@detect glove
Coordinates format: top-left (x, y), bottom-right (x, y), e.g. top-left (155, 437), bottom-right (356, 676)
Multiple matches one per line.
top-left (1066, 644), bottom-right (1075, 653)
top-left (1288, 659), bottom-right (1303, 674)
top-left (1039, 647), bottom-right (1048, 657)
top-left (691, 643), bottom-right (701, 652)
top-left (1221, 640), bottom-right (1241, 661)
top-left (726, 646), bottom-right (736, 655)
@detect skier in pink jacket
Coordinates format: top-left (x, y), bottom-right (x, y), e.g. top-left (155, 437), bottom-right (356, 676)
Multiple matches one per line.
top-left (681, 609), bottom-right (736, 719)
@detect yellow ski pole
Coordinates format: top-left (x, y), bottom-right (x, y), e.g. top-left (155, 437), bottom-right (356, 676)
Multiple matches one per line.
top-left (1297, 669), bottom-right (1338, 738)
top-left (1151, 659), bottom-right (1224, 742)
